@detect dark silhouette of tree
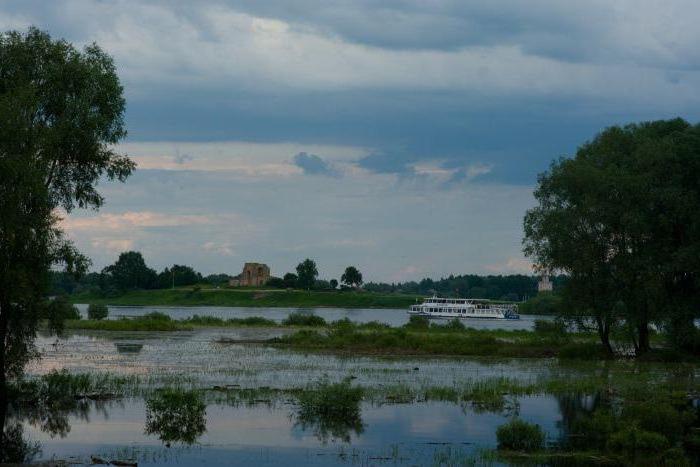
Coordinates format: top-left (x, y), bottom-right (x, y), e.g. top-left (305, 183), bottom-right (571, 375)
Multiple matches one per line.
top-left (0, 27), bottom-right (133, 395)
top-left (296, 259), bottom-right (318, 290)
top-left (341, 266), bottom-right (363, 288)
top-left (524, 119), bottom-right (700, 354)
top-left (102, 251), bottom-right (157, 290)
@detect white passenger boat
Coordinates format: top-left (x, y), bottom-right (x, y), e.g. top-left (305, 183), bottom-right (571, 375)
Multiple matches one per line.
top-left (409, 296), bottom-right (520, 320)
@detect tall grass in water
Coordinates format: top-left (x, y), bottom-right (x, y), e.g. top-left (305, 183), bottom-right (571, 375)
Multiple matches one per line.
top-left (496, 418), bottom-right (545, 452)
top-left (295, 378), bottom-right (364, 443)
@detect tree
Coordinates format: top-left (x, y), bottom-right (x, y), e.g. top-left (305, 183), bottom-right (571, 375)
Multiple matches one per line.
top-left (295, 259), bottom-right (318, 290)
top-left (524, 119), bottom-right (700, 355)
top-left (0, 27), bottom-right (133, 392)
top-left (341, 266), bottom-right (363, 288)
top-left (102, 252), bottom-right (157, 290)
top-left (329, 279), bottom-right (338, 290)
top-left (87, 304), bottom-right (109, 320)
top-left (158, 264), bottom-right (202, 289)
top-left (283, 272), bottom-right (298, 288)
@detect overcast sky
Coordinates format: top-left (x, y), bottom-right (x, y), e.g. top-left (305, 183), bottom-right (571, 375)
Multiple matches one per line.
top-left (3, 1), bottom-right (700, 281)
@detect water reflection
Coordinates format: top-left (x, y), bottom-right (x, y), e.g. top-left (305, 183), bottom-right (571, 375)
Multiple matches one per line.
top-left (145, 389), bottom-right (206, 445)
top-left (1, 396), bottom-right (40, 464)
top-left (293, 406), bottom-right (365, 444)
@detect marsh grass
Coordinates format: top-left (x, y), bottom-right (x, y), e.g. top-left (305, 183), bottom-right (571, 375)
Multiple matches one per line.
top-left (295, 378), bottom-right (364, 443)
top-left (496, 418), bottom-right (545, 452)
top-left (282, 312), bottom-right (327, 327)
top-left (274, 326), bottom-right (602, 358)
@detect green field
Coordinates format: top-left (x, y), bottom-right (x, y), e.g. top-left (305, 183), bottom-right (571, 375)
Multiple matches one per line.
top-left (69, 287), bottom-right (421, 309)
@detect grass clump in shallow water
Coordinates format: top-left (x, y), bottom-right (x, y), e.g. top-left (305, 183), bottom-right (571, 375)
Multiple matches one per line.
top-left (295, 378), bottom-right (364, 443)
top-left (497, 418), bottom-right (545, 452)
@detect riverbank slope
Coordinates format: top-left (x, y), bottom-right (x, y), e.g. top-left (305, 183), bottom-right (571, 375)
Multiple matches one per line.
top-left (68, 288), bottom-right (421, 308)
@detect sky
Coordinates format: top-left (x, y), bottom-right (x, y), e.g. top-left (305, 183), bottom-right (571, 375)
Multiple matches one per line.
top-left (3, 1), bottom-right (700, 282)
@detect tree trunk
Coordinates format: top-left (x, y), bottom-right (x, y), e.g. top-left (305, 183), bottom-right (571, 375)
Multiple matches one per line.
top-left (637, 322), bottom-right (650, 355)
top-left (595, 316), bottom-right (614, 356)
top-left (0, 297), bottom-right (7, 397)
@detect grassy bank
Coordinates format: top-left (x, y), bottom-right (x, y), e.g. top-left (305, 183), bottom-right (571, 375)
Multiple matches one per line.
top-left (272, 326), bottom-right (605, 359)
top-left (69, 288), bottom-right (420, 309)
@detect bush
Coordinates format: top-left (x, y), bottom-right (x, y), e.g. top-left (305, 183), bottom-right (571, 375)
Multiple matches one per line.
top-left (266, 277), bottom-right (285, 288)
top-left (404, 315), bottom-right (430, 330)
top-left (142, 311), bottom-right (171, 321)
top-left (608, 426), bottom-right (669, 456)
top-left (87, 303), bottom-right (109, 320)
top-left (534, 319), bottom-right (567, 336)
top-left (43, 296), bottom-right (81, 332)
top-left (622, 402), bottom-right (694, 443)
top-left (186, 314), bottom-right (225, 325)
top-left (519, 293), bottom-right (562, 315)
top-left (282, 312), bottom-right (326, 327)
top-left (496, 418), bottom-right (545, 452)
top-left (432, 318), bottom-right (465, 332)
top-left (227, 316), bottom-right (277, 326)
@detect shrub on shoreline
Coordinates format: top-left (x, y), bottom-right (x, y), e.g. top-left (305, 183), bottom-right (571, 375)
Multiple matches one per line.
top-left (283, 312), bottom-right (326, 327)
top-left (87, 304), bottom-right (109, 320)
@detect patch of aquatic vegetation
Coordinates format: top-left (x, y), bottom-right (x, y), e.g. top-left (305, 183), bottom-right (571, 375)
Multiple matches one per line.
top-left (10, 370), bottom-right (140, 402)
top-left (294, 377), bottom-right (365, 444)
top-left (271, 325), bottom-right (607, 359)
top-left (145, 388), bottom-right (207, 445)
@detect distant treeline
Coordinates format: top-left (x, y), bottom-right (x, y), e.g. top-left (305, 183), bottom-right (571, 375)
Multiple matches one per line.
top-left (364, 274), bottom-right (565, 301)
top-left (50, 251), bottom-right (234, 297)
top-left (50, 250), bottom-right (563, 302)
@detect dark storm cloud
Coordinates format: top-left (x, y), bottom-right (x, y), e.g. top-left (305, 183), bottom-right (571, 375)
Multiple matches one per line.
top-left (293, 152), bottom-right (340, 177)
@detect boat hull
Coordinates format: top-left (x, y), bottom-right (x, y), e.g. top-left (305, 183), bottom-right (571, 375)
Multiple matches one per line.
top-left (407, 310), bottom-right (519, 320)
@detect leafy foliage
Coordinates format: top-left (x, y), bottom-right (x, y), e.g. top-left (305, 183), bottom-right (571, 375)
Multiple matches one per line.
top-left (341, 266), bottom-right (363, 288)
top-left (87, 304), bottom-right (108, 320)
top-left (282, 312), bottom-right (326, 327)
top-left (524, 119), bottom-right (700, 355)
top-left (364, 274), bottom-right (553, 301)
top-left (101, 251), bottom-right (158, 291)
top-left (296, 259), bottom-right (318, 290)
top-left (0, 27), bottom-right (133, 384)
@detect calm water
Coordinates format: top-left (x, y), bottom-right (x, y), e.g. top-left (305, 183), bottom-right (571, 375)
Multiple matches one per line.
top-left (13, 309), bottom-right (563, 465)
top-left (75, 304), bottom-right (551, 330)
top-left (19, 396), bottom-right (562, 466)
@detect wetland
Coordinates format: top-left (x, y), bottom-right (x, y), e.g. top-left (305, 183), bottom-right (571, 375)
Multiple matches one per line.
top-left (3, 306), bottom-right (699, 466)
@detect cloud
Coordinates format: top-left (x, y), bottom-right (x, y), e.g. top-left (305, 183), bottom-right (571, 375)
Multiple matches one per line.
top-left (120, 141), bottom-right (365, 178)
top-left (391, 265), bottom-right (420, 282)
top-left (173, 150), bottom-right (194, 165)
top-left (61, 211), bottom-right (224, 232)
top-left (293, 152), bottom-right (340, 177)
top-left (485, 257), bottom-right (533, 275)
